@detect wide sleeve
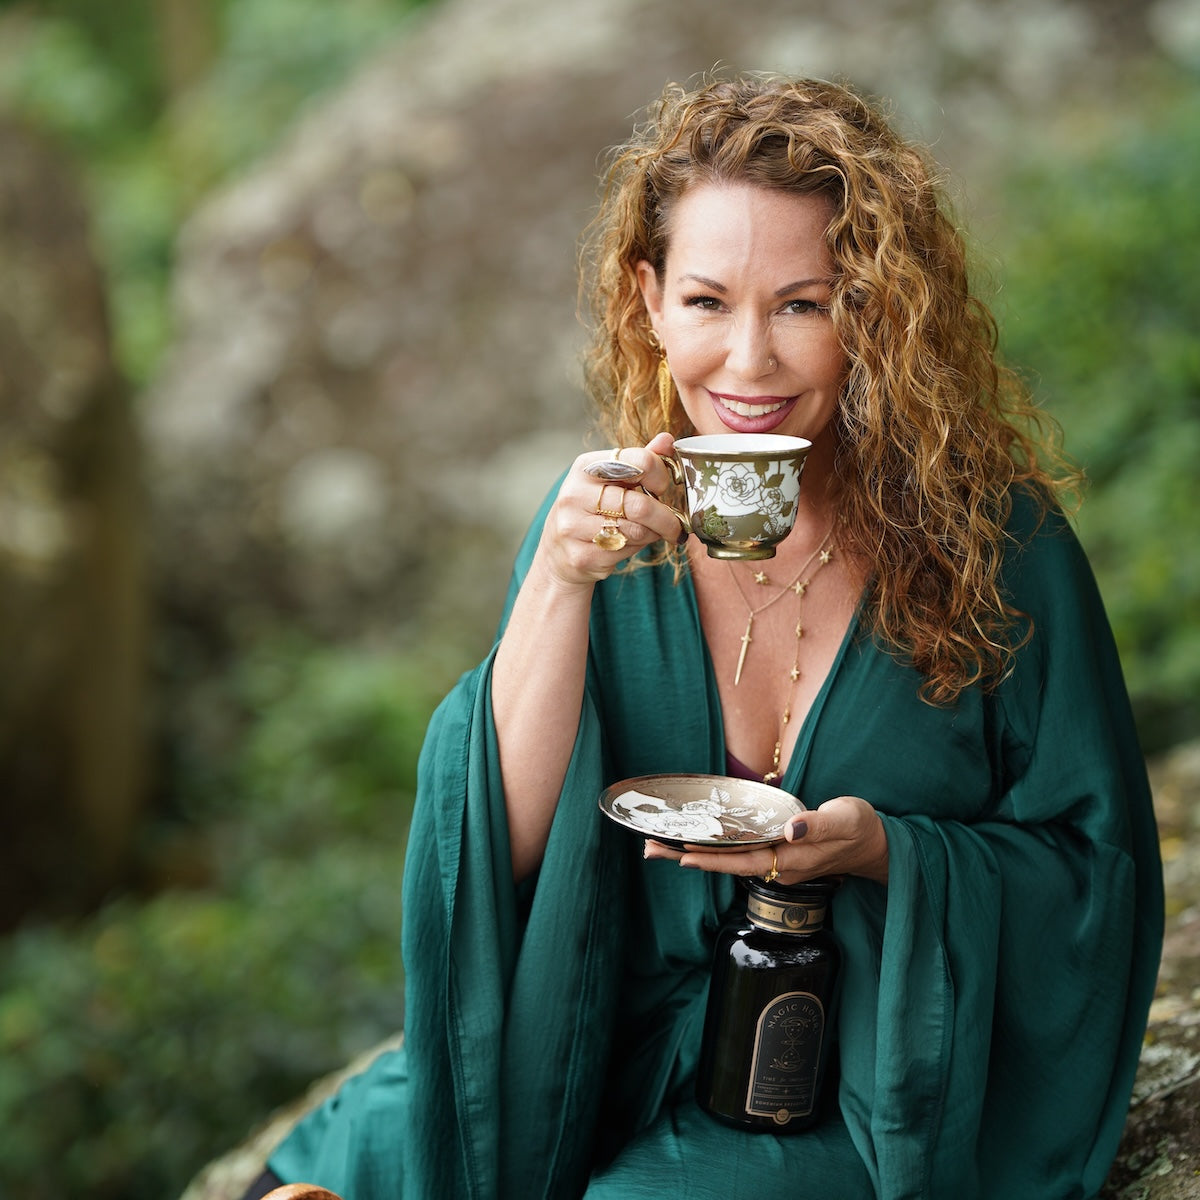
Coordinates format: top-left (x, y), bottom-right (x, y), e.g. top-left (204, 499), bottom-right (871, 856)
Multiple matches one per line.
top-left (833, 503), bottom-right (1163, 1200)
top-left (399, 484), bottom-right (635, 1200)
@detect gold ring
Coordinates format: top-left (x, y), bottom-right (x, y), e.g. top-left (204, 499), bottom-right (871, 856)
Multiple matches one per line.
top-left (593, 519), bottom-right (627, 552)
top-left (585, 459), bottom-right (644, 483)
top-left (593, 484), bottom-right (626, 521)
top-left (763, 847), bottom-right (780, 884)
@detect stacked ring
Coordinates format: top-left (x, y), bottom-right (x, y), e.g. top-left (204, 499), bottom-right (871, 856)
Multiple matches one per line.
top-left (594, 484), bottom-right (627, 519)
top-left (763, 847), bottom-right (780, 883)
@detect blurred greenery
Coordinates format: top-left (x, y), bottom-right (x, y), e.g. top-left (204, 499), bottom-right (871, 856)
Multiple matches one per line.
top-left (0, 0), bottom-right (434, 384)
top-left (0, 637), bottom-right (460, 1200)
top-left (0, 9), bottom-right (455, 1195)
top-left (996, 67), bottom-right (1200, 751)
top-left (0, 4), bottom-right (1196, 1197)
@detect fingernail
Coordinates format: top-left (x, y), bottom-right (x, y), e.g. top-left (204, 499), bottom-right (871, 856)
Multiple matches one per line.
top-left (788, 819), bottom-right (808, 840)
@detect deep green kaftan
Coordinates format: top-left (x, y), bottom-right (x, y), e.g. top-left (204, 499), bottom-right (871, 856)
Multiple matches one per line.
top-left (270, 487), bottom-right (1163, 1200)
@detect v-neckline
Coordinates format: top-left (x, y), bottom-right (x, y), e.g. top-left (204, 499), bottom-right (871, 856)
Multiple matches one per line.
top-left (774, 593), bottom-right (864, 790)
top-left (681, 569), bottom-right (866, 791)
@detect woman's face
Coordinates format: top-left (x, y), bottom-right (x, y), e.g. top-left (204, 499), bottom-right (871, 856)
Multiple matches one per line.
top-left (637, 181), bottom-right (846, 444)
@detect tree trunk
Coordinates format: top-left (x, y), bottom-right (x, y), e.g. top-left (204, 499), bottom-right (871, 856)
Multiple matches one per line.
top-left (0, 118), bottom-right (149, 929)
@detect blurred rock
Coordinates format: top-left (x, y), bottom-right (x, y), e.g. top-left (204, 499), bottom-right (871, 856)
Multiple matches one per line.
top-left (0, 119), bottom-right (148, 927)
top-left (1101, 741), bottom-right (1200, 1199)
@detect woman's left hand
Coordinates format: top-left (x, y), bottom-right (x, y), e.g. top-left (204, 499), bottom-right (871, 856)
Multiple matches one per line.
top-left (643, 795), bottom-right (889, 885)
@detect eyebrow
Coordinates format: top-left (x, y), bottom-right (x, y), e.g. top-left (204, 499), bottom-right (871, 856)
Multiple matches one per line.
top-left (678, 273), bottom-right (834, 296)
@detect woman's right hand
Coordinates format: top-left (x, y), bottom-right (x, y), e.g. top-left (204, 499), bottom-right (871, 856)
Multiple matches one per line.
top-left (539, 431), bottom-right (686, 587)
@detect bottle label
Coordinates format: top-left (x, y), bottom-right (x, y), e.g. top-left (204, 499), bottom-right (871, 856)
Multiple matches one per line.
top-left (745, 990), bottom-right (825, 1125)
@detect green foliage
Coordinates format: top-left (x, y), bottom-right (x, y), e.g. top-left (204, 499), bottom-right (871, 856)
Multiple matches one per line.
top-left (0, 13), bottom-right (137, 147)
top-left (0, 1), bottom-right (163, 139)
top-left (186, 0), bottom-right (427, 180)
top-left (220, 635), bottom-right (445, 847)
top-left (0, 870), bottom-right (397, 1200)
top-left (0, 638), bottom-right (456, 1200)
top-left (996, 71), bottom-right (1200, 750)
top-left (0, 0), bottom-right (435, 384)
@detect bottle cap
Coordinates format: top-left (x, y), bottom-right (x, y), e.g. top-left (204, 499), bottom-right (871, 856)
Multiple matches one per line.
top-left (743, 875), bottom-right (837, 933)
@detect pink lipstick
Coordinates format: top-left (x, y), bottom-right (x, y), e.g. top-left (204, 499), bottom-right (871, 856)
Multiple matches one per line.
top-left (709, 391), bottom-right (797, 433)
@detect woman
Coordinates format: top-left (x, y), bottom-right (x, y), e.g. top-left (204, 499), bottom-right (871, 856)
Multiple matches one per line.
top-left (251, 73), bottom-right (1162, 1200)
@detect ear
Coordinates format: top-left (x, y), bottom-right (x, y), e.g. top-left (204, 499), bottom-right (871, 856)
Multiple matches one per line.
top-left (636, 260), bottom-right (664, 334)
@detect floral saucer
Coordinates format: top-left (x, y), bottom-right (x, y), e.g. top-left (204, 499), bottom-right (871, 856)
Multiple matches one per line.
top-left (598, 773), bottom-right (805, 851)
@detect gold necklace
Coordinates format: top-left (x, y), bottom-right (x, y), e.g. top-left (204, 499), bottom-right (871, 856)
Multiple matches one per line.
top-left (727, 530), bottom-right (835, 783)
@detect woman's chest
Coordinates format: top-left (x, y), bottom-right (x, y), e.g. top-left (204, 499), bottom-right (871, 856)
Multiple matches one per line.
top-left (694, 551), bottom-right (862, 780)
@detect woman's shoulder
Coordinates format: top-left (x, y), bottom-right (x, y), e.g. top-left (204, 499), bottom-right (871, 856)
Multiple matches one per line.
top-left (999, 482), bottom-right (1111, 649)
top-left (1002, 480), bottom-right (1067, 539)
top-left (1000, 482), bottom-right (1087, 583)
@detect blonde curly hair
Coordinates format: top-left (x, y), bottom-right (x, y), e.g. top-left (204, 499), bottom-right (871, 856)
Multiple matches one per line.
top-left (579, 72), bottom-right (1078, 704)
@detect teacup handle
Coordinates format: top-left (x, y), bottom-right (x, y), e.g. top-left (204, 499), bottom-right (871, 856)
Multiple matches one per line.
top-left (639, 496), bottom-right (690, 545)
top-left (649, 452), bottom-right (690, 543)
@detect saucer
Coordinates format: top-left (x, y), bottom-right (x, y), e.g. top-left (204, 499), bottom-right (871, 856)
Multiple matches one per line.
top-left (598, 773), bottom-right (805, 851)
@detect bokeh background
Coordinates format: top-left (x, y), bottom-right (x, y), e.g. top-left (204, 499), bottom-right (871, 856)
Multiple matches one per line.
top-left (1, 0), bottom-right (1197, 1196)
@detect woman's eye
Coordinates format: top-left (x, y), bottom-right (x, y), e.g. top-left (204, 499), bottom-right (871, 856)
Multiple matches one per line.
top-left (785, 299), bottom-right (825, 315)
top-left (683, 295), bottom-right (722, 311)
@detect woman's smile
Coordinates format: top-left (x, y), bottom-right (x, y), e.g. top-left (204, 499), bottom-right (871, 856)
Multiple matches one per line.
top-left (709, 390), bottom-right (797, 425)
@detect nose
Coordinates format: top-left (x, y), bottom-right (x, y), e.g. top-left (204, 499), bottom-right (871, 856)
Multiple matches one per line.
top-left (724, 317), bottom-right (777, 379)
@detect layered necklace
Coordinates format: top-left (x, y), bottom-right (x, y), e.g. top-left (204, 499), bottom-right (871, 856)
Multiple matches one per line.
top-left (726, 527), bottom-right (835, 783)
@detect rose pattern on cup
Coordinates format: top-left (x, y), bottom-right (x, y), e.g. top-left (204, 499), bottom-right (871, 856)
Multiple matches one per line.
top-left (682, 457), bottom-right (801, 551)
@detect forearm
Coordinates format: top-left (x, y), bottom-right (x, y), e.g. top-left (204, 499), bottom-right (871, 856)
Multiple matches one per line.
top-left (492, 554), bottom-right (596, 882)
top-left (491, 436), bottom-right (681, 882)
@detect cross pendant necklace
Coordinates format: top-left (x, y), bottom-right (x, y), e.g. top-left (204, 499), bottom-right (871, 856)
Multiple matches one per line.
top-left (734, 615), bottom-right (755, 687)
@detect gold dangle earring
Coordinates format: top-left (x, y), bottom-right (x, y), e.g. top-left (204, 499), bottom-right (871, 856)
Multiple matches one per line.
top-left (649, 330), bottom-right (673, 430)
top-left (658, 356), bottom-right (674, 431)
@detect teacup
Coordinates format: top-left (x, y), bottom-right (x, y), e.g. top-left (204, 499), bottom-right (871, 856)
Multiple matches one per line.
top-left (664, 434), bottom-right (812, 559)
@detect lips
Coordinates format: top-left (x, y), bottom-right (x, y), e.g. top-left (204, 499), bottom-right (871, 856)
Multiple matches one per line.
top-left (709, 391), bottom-right (797, 432)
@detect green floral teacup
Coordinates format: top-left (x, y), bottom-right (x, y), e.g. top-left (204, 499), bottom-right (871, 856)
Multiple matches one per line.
top-left (666, 435), bottom-right (812, 559)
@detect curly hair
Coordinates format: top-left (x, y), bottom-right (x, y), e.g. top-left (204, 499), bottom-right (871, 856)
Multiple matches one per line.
top-left (579, 71), bottom-right (1079, 704)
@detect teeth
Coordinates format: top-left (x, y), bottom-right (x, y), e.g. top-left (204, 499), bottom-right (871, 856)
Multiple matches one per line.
top-left (720, 397), bottom-right (787, 417)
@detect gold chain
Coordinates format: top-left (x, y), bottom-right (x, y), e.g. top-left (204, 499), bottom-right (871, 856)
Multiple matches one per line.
top-left (726, 529), bottom-right (835, 782)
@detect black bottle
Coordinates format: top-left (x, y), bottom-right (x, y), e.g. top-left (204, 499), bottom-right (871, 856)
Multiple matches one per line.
top-left (696, 876), bottom-right (841, 1132)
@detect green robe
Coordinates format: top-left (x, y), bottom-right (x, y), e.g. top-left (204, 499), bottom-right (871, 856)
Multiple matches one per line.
top-left (270, 487), bottom-right (1162, 1199)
